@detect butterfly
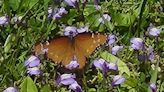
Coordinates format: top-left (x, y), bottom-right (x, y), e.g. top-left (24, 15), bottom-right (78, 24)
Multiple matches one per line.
top-left (33, 32), bottom-right (107, 69)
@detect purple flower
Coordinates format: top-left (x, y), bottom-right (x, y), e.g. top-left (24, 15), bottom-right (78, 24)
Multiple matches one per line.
top-left (148, 46), bottom-right (154, 61)
top-left (64, 26), bottom-right (78, 36)
top-left (93, 59), bottom-right (109, 73)
top-left (94, 5), bottom-right (101, 10)
top-left (27, 67), bottom-right (40, 75)
top-left (94, 0), bottom-right (100, 5)
top-left (3, 87), bottom-right (18, 92)
top-left (48, 7), bottom-right (67, 20)
top-left (77, 26), bottom-right (88, 33)
top-left (25, 55), bottom-right (40, 67)
top-left (130, 38), bottom-right (144, 50)
top-left (69, 81), bottom-right (82, 92)
top-left (149, 83), bottom-right (156, 92)
top-left (58, 7), bottom-right (68, 15)
top-left (66, 60), bottom-right (79, 70)
top-left (98, 14), bottom-right (111, 24)
top-left (93, 59), bottom-right (118, 74)
top-left (149, 27), bottom-right (161, 36)
top-left (56, 73), bottom-right (76, 85)
top-left (112, 75), bottom-right (125, 86)
top-left (64, 0), bottom-right (78, 8)
top-left (108, 63), bottom-right (118, 71)
top-left (112, 46), bottom-right (123, 55)
top-left (0, 16), bottom-right (8, 25)
top-left (107, 35), bottom-right (116, 45)
top-left (93, 0), bottom-right (101, 10)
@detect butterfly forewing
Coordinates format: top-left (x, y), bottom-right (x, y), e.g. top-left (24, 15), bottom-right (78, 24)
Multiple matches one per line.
top-left (75, 33), bottom-right (107, 57)
top-left (34, 37), bottom-right (71, 64)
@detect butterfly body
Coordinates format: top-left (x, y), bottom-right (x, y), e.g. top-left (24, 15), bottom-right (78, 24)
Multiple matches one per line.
top-left (34, 32), bottom-right (107, 69)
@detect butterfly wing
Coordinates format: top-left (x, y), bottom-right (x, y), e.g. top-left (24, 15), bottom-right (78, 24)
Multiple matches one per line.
top-left (74, 33), bottom-right (107, 68)
top-left (75, 33), bottom-right (107, 57)
top-left (34, 37), bottom-right (73, 65)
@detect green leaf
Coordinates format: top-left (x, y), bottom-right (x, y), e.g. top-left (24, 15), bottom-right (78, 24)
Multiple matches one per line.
top-left (9, 0), bottom-right (20, 11)
top-left (100, 51), bottom-right (130, 76)
top-left (20, 76), bottom-right (38, 92)
top-left (113, 13), bottom-right (135, 27)
top-left (4, 34), bottom-right (15, 53)
top-left (41, 85), bottom-right (51, 92)
top-left (88, 88), bottom-right (97, 92)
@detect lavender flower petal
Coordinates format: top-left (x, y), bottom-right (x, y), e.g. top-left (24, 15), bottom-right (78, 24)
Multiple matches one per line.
top-left (60, 78), bottom-right (76, 85)
top-left (66, 60), bottom-right (79, 69)
top-left (93, 58), bottom-right (106, 70)
top-left (25, 55), bottom-right (40, 67)
top-left (149, 27), bottom-right (161, 36)
top-left (77, 26), bottom-right (88, 33)
top-left (0, 16), bottom-right (8, 25)
top-left (48, 7), bottom-right (67, 19)
top-left (57, 73), bottom-right (76, 85)
top-left (108, 63), bottom-right (118, 71)
top-left (64, 0), bottom-right (78, 7)
top-left (3, 87), bottom-right (18, 92)
top-left (112, 46), bottom-right (123, 55)
top-left (149, 83), bottom-right (156, 92)
top-left (27, 67), bottom-right (40, 75)
top-left (130, 38), bottom-right (144, 50)
top-left (64, 26), bottom-right (78, 36)
top-left (107, 35), bottom-right (116, 45)
top-left (58, 7), bottom-right (68, 15)
top-left (112, 75), bottom-right (125, 86)
top-left (93, 59), bottom-right (110, 74)
top-left (98, 14), bottom-right (111, 24)
top-left (69, 81), bottom-right (82, 92)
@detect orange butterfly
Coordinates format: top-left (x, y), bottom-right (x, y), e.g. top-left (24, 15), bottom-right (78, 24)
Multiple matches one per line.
top-left (34, 32), bottom-right (107, 69)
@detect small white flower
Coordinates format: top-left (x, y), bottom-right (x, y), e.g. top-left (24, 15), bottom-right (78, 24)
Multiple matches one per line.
top-left (99, 14), bottom-right (111, 24)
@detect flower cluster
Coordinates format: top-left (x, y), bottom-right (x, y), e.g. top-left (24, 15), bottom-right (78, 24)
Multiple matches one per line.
top-left (24, 55), bottom-right (41, 75)
top-left (107, 35), bottom-right (124, 55)
top-left (93, 58), bottom-right (125, 86)
top-left (130, 25), bottom-right (162, 62)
